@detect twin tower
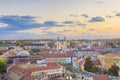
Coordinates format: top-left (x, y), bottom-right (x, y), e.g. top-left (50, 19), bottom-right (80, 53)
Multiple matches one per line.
top-left (56, 36), bottom-right (67, 50)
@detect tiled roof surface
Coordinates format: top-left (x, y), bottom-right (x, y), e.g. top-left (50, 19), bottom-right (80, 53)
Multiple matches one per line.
top-left (27, 63), bottom-right (61, 72)
top-left (8, 62), bottom-right (62, 80)
top-left (92, 45), bottom-right (111, 50)
top-left (93, 75), bottom-right (111, 80)
top-left (37, 53), bottom-right (76, 58)
top-left (104, 53), bottom-right (120, 57)
top-left (92, 60), bottom-right (101, 65)
top-left (117, 77), bottom-right (120, 80)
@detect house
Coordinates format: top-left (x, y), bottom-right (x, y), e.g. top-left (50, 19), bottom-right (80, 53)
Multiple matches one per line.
top-left (0, 44), bottom-right (16, 50)
top-left (92, 59), bottom-right (101, 68)
top-left (91, 55), bottom-right (101, 68)
top-left (37, 53), bottom-right (76, 64)
top-left (24, 43), bottom-right (45, 50)
top-left (7, 59), bottom-right (63, 80)
top-left (72, 58), bottom-right (85, 71)
top-left (98, 53), bottom-right (120, 76)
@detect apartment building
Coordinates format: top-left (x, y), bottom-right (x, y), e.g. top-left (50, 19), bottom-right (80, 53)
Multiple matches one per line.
top-left (98, 53), bottom-right (120, 76)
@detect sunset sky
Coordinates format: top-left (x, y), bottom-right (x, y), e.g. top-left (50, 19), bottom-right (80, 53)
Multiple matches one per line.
top-left (0, 0), bottom-right (120, 40)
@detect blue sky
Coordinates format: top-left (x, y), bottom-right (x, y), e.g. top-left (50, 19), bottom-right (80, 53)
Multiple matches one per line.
top-left (0, 0), bottom-right (120, 40)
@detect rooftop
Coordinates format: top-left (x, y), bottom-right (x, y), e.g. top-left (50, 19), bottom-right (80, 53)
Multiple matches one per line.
top-left (37, 52), bottom-right (76, 58)
top-left (93, 75), bottom-right (111, 80)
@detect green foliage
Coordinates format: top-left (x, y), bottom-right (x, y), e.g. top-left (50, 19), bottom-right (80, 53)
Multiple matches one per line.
top-left (0, 52), bottom-right (3, 55)
top-left (26, 48), bottom-right (35, 56)
top-left (92, 66), bottom-right (100, 73)
top-left (0, 58), bottom-right (6, 73)
top-left (84, 57), bottom-right (93, 72)
top-left (70, 41), bottom-right (76, 48)
top-left (84, 57), bottom-right (100, 73)
top-left (66, 65), bottom-right (76, 73)
top-left (101, 51), bottom-right (110, 55)
top-left (108, 65), bottom-right (119, 76)
top-left (48, 42), bottom-right (54, 48)
top-left (103, 69), bottom-right (108, 74)
top-left (29, 50), bottom-right (35, 56)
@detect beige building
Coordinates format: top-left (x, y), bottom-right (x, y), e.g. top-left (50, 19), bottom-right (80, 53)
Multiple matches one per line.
top-left (98, 53), bottom-right (120, 76)
top-left (7, 59), bottom-right (63, 80)
top-left (56, 37), bottom-right (67, 50)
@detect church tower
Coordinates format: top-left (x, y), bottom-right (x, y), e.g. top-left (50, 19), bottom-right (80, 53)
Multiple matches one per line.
top-left (57, 36), bottom-right (60, 50)
top-left (64, 36), bottom-right (67, 49)
top-left (56, 36), bottom-right (67, 50)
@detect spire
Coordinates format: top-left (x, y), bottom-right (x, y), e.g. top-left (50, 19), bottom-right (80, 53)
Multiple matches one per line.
top-left (64, 36), bottom-right (66, 41)
top-left (57, 36), bottom-right (59, 41)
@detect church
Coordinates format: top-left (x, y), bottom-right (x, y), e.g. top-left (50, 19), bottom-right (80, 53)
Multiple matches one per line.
top-left (56, 36), bottom-right (67, 50)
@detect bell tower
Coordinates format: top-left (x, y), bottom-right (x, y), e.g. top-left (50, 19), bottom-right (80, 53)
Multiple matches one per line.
top-left (57, 36), bottom-right (60, 50)
top-left (64, 36), bottom-right (67, 49)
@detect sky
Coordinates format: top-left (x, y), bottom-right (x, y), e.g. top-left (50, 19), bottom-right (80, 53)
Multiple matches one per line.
top-left (0, 0), bottom-right (120, 40)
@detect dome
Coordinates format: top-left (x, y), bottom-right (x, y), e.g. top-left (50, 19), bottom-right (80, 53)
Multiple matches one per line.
top-left (17, 50), bottom-right (30, 56)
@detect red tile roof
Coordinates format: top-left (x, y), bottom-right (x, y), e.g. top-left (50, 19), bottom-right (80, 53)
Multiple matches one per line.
top-left (93, 75), bottom-right (111, 80)
top-left (22, 76), bottom-right (33, 80)
top-left (27, 63), bottom-right (61, 72)
top-left (92, 45), bottom-right (111, 50)
top-left (8, 62), bottom-right (62, 80)
top-left (104, 53), bottom-right (120, 57)
top-left (117, 77), bottom-right (120, 80)
top-left (37, 53), bottom-right (76, 58)
top-left (92, 60), bottom-right (101, 65)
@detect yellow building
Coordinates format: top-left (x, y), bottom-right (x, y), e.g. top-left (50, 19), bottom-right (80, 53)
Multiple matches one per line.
top-left (98, 53), bottom-right (120, 76)
top-left (56, 36), bottom-right (67, 50)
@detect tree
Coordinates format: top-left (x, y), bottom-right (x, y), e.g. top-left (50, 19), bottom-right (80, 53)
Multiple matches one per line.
top-left (23, 47), bottom-right (35, 56)
top-left (70, 41), bottom-right (76, 48)
top-left (103, 69), bottom-right (108, 74)
top-left (92, 66), bottom-right (100, 73)
top-left (108, 65), bottom-right (119, 76)
top-left (84, 57), bottom-right (93, 72)
top-left (0, 58), bottom-right (6, 73)
top-left (0, 52), bottom-right (3, 55)
top-left (101, 51), bottom-right (110, 55)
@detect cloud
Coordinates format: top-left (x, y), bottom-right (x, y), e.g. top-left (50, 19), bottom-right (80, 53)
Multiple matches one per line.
top-left (41, 27), bottom-right (51, 30)
top-left (43, 21), bottom-right (58, 27)
top-left (96, 1), bottom-right (104, 4)
top-left (88, 28), bottom-right (95, 31)
top-left (116, 13), bottom-right (120, 16)
top-left (43, 21), bottom-right (66, 27)
top-left (105, 27), bottom-right (111, 30)
top-left (112, 11), bottom-right (117, 13)
top-left (69, 14), bottom-right (78, 17)
top-left (88, 16), bottom-right (105, 22)
top-left (0, 15), bottom-right (67, 35)
top-left (77, 23), bottom-right (87, 26)
top-left (81, 14), bottom-right (89, 18)
top-left (0, 15), bottom-right (40, 31)
top-left (96, 31), bottom-right (101, 33)
top-left (63, 30), bottom-right (71, 32)
top-left (63, 20), bottom-right (87, 27)
top-left (57, 30), bottom-right (71, 33)
top-left (45, 32), bottom-right (58, 35)
top-left (0, 23), bottom-right (8, 28)
top-left (106, 15), bottom-right (114, 18)
top-left (63, 21), bottom-right (74, 24)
